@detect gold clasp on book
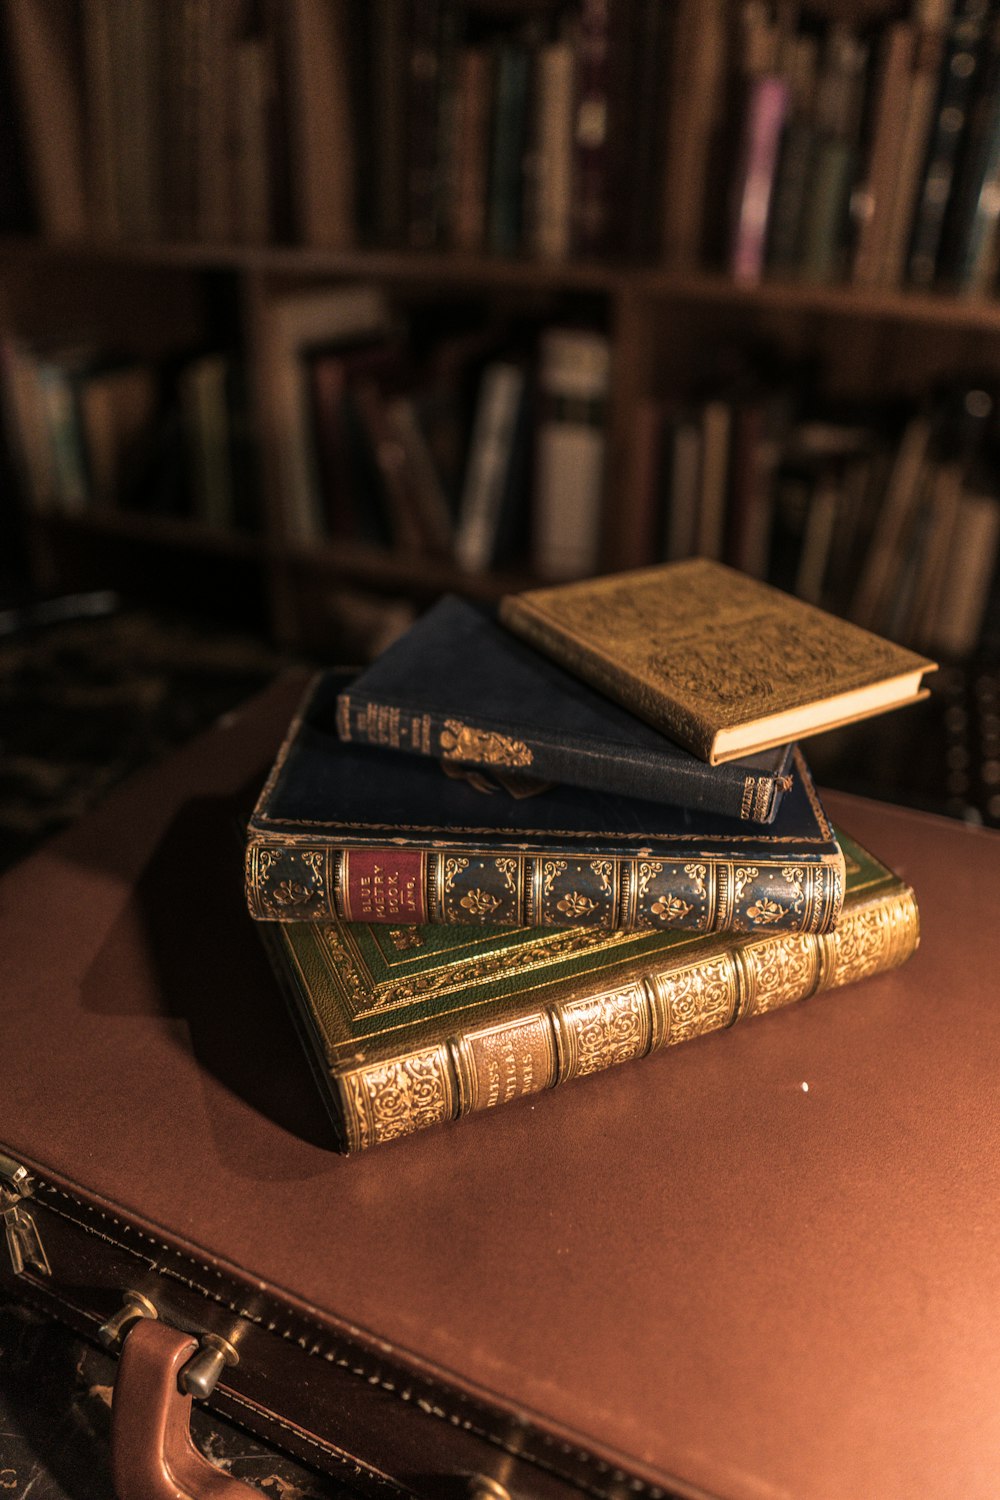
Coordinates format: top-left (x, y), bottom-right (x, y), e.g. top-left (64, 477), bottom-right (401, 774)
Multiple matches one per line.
top-left (0, 1151), bottom-right (51, 1278)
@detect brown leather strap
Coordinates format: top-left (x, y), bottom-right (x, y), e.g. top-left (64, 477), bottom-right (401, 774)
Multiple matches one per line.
top-left (111, 1317), bottom-right (258, 1500)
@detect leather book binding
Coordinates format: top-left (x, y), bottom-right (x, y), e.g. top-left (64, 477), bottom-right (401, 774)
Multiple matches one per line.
top-left (499, 558), bottom-right (937, 764)
top-left (245, 673), bottom-right (846, 937)
top-left (336, 595), bottom-right (795, 821)
top-left (259, 830), bottom-right (918, 1151)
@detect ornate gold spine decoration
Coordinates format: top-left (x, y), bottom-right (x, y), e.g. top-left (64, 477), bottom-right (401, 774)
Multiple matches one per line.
top-left (338, 1044), bottom-right (456, 1151)
top-left (555, 982), bottom-right (654, 1081)
top-left (821, 889), bottom-right (919, 987)
top-left (649, 954), bottom-right (741, 1047)
top-left (315, 878), bottom-right (917, 1149)
top-left (440, 720), bottom-right (533, 768)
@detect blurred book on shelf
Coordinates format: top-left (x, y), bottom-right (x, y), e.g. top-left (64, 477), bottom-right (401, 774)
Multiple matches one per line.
top-left (626, 346), bottom-right (1000, 662)
top-left (0, 335), bottom-right (259, 533)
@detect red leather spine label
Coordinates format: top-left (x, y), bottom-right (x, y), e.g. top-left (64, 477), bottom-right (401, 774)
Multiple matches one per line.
top-left (340, 850), bottom-right (427, 923)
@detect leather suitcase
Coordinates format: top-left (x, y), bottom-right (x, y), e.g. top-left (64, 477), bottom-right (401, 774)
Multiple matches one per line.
top-left (2, 671), bottom-right (1000, 1500)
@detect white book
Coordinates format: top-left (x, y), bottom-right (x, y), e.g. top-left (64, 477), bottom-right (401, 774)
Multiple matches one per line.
top-left (531, 329), bottom-right (610, 580)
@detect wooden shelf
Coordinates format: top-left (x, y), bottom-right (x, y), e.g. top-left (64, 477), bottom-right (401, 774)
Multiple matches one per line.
top-left (6, 235), bottom-right (1000, 335)
top-left (285, 537), bottom-right (535, 601)
top-left (29, 510), bottom-right (266, 560)
top-left (0, 234), bottom-right (620, 294)
top-left (637, 269), bottom-right (1000, 336)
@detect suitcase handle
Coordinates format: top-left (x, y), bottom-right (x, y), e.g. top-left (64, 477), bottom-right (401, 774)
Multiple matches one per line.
top-left (111, 1316), bottom-right (259, 1499)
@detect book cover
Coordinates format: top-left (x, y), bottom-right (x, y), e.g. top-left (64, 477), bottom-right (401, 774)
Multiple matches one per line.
top-left (336, 595), bottom-right (795, 821)
top-left (499, 559), bottom-right (937, 764)
top-left (245, 672), bottom-right (844, 937)
top-left (257, 830), bottom-right (918, 1151)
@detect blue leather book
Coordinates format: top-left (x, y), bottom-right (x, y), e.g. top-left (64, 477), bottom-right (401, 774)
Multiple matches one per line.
top-left (245, 672), bottom-right (845, 937)
top-left (335, 596), bottom-right (795, 822)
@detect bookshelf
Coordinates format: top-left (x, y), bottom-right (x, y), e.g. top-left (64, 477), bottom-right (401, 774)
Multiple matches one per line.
top-left (3, 0), bottom-right (1000, 662)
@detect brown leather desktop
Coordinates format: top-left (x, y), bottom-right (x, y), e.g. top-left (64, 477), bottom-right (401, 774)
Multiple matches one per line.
top-left (1, 671), bottom-right (998, 1499)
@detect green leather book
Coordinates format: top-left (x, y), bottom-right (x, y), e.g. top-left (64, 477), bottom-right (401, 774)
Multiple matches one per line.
top-left (258, 832), bottom-right (918, 1151)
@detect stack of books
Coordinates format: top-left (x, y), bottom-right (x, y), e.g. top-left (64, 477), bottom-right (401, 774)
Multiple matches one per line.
top-left (244, 559), bottom-right (936, 1152)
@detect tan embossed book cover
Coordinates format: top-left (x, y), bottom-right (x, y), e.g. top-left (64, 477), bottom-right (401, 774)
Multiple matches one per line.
top-left (258, 832), bottom-right (917, 1151)
top-left (499, 559), bottom-right (937, 764)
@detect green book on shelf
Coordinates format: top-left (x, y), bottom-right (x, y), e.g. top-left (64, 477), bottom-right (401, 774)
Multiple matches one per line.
top-left (258, 831), bottom-right (919, 1152)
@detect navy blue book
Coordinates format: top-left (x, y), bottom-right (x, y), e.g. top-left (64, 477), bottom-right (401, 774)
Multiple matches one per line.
top-left (334, 596), bottom-right (795, 822)
top-left (245, 671), bottom-right (845, 937)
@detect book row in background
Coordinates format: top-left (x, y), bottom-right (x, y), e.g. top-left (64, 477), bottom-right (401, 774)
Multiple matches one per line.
top-left (242, 562), bottom-right (933, 1151)
top-left (0, 281), bottom-right (609, 579)
top-left (7, 0), bottom-right (1000, 294)
top-left (0, 338), bottom-right (258, 533)
top-left (629, 347), bottom-right (1000, 662)
top-left (0, 0), bottom-right (668, 261)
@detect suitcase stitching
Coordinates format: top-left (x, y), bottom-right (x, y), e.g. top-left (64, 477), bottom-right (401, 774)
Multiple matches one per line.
top-left (34, 1182), bottom-right (674, 1500)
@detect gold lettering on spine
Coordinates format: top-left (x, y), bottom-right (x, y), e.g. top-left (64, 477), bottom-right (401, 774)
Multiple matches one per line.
top-left (453, 1014), bottom-right (558, 1114)
top-left (338, 1044), bottom-right (456, 1151)
top-left (527, 857), bottom-right (543, 927)
top-left (336, 694), bottom-right (352, 741)
top-left (429, 853), bottom-right (444, 923)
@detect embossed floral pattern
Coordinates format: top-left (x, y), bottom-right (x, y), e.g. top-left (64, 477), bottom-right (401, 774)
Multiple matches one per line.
top-left (459, 888), bottom-right (502, 917)
top-left (651, 893), bottom-right (692, 922)
top-left (747, 897), bottom-right (785, 924)
top-left (272, 879), bottom-right (313, 907)
top-left (556, 890), bottom-right (598, 919)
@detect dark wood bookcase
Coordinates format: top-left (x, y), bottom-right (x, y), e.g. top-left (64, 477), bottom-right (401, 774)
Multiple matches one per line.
top-left (3, 0), bottom-right (1000, 659)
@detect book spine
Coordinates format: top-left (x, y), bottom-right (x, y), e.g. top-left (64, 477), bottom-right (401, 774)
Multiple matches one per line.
top-left (335, 688), bottom-right (786, 820)
top-left (907, 0), bottom-right (990, 287)
top-left (246, 840), bottom-right (845, 937)
top-left (330, 882), bottom-right (918, 1150)
top-left (571, 0), bottom-right (611, 257)
top-left (728, 74), bottom-right (790, 284)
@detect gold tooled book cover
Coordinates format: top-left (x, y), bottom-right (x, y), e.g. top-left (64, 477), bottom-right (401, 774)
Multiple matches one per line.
top-left (499, 559), bottom-right (937, 763)
top-left (258, 832), bottom-right (918, 1151)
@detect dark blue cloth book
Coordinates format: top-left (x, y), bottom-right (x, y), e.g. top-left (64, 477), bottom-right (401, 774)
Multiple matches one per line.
top-left (245, 672), bottom-right (845, 936)
top-left (335, 596), bottom-right (794, 822)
